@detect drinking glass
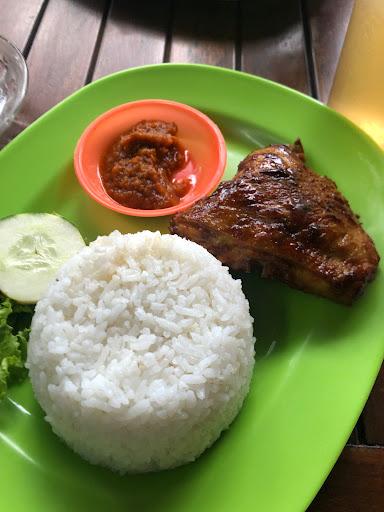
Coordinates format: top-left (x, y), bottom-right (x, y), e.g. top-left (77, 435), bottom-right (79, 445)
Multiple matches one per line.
top-left (0, 35), bottom-right (28, 136)
top-left (329, 0), bottom-right (384, 147)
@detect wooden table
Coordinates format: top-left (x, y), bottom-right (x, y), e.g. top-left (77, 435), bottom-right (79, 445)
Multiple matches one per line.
top-left (0, 0), bottom-right (383, 509)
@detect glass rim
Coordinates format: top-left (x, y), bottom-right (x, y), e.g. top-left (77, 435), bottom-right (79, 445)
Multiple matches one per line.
top-left (0, 34), bottom-right (28, 130)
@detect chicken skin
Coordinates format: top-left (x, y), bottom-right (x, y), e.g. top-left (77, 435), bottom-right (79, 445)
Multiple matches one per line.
top-left (170, 141), bottom-right (379, 305)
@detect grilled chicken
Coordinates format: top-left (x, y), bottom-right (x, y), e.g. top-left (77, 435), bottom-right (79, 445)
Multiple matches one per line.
top-left (170, 141), bottom-right (379, 305)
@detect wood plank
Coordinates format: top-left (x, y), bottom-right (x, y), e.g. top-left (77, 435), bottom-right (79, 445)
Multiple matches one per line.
top-left (18, 0), bottom-right (107, 124)
top-left (0, 0), bottom-right (46, 52)
top-left (170, 0), bottom-right (236, 68)
top-left (363, 363), bottom-right (384, 445)
top-left (308, 446), bottom-right (384, 511)
top-left (306, 0), bottom-right (354, 103)
top-left (92, 0), bottom-right (170, 80)
top-left (347, 426), bottom-right (360, 446)
top-left (241, 0), bottom-right (309, 93)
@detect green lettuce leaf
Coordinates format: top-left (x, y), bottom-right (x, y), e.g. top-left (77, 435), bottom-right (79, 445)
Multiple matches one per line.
top-left (0, 295), bottom-right (34, 400)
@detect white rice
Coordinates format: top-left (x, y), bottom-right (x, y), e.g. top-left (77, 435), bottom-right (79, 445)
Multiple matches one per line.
top-left (27, 230), bottom-right (255, 473)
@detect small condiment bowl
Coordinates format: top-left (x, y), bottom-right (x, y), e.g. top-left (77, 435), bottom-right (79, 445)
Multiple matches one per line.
top-left (74, 99), bottom-right (227, 217)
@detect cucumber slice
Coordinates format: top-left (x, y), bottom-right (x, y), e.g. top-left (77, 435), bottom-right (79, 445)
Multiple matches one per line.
top-left (0, 213), bottom-right (86, 303)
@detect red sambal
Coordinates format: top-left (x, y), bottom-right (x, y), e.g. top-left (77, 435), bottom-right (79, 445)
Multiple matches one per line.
top-left (100, 120), bottom-right (190, 209)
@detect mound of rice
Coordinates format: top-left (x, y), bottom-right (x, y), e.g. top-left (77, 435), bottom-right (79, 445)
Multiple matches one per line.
top-left (27, 231), bottom-right (255, 473)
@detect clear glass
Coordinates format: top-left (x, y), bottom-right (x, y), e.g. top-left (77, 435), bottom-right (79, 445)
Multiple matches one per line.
top-left (329, 0), bottom-right (384, 147)
top-left (0, 35), bottom-right (28, 135)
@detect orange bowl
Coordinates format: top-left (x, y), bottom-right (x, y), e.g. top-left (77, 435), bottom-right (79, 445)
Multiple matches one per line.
top-left (74, 99), bottom-right (227, 217)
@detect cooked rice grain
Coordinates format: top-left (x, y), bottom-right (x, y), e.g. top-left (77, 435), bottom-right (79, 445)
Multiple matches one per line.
top-left (27, 231), bottom-right (255, 472)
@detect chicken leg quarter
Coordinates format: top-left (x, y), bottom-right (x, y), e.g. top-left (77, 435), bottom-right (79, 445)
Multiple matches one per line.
top-left (170, 141), bottom-right (379, 305)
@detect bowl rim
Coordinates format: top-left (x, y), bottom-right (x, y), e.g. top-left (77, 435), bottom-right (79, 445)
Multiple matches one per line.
top-left (0, 35), bottom-right (28, 131)
top-left (73, 99), bottom-right (227, 217)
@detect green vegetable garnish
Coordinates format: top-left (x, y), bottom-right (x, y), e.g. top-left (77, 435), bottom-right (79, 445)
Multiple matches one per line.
top-left (0, 294), bottom-right (34, 400)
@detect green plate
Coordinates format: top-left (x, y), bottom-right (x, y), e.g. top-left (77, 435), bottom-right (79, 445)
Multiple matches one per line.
top-left (1, 64), bottom-right (383, 512)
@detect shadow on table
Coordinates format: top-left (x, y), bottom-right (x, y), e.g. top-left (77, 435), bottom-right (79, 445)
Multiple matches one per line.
top-left (71, 0), bottom-right (315, 40)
